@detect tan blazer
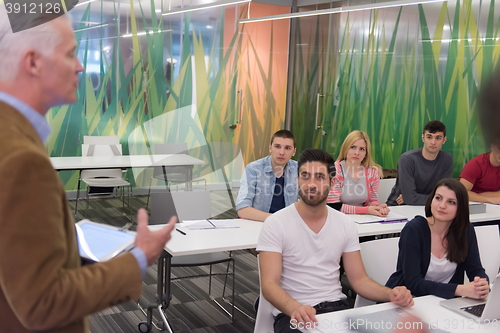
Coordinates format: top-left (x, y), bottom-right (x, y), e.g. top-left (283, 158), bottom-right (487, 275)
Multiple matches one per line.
top-left (0, 102), bottom-right (142, 333)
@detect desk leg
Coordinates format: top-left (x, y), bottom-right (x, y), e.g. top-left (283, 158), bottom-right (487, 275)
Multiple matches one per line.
top-left (140, 251), bottom-right (174, 333)
top-left (74, 172), bottom-right (82, 217)
top-left (186, 167), bottom-right (193, 191)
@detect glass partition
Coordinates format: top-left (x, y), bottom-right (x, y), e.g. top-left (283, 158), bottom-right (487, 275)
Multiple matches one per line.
top-left (290, 0), bottom-right (500, 176)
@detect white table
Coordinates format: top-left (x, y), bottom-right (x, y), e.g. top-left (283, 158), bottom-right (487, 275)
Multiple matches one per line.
top-left (355, 204), bottom-right (500, 238)
top-left (164, 219), bottom-right (263, 256)
top-left (50, 154), bottom-right (205, 170)
top-left (144, 219), bottom-right (263, 332)
top-left (50, 154), bottom-right (205, 191)
top-left (304, 295), bottom-right (499, 333)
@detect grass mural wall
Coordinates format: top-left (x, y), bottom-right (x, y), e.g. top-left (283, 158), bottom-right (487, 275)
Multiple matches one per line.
top-left (46, 1), bottom-right (289, 190)
top-left (291, 0), bottom-right (500, 177)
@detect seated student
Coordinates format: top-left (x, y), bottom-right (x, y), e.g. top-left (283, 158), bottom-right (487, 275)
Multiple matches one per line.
top-left (387, 120), bottom-right (452, 206)
top-left (326, 130), bottom-right (389, 216)
top-left (258, 149), bottom-right (413, 333)
top-left (459, 142), bottom-right (500, 204)
top-left (236, 130), bottom-right (298, 222)
top-left (386, 178), bottom-right (490, 299)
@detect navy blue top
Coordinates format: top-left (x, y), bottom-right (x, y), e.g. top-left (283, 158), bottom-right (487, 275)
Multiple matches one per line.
top-left (269, 176), bottom-right (286, 214)
top-left (386, 216), bottom-right (488, 299)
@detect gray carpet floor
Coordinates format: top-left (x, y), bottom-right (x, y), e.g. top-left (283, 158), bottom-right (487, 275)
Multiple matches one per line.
top-left (70, 190), bottom-right (260, 333)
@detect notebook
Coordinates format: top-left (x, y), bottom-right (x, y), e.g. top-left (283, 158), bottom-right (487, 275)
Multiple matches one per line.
top-left (76, 220), bottom-right (136, 262)
top-left (350, 211), bottom-right (408, 224)
top-left (440, 273), bottom-right (500, 322)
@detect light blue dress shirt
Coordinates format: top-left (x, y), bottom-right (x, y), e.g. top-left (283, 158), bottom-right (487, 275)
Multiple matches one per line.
top-left (236, 156), bottom-right (298, 212)
top-left (0, 91), bottom-right (51, 142)
top-left (0, 91), bottom-right (148, 276)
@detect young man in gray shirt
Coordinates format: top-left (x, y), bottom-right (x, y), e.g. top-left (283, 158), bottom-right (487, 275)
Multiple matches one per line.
top-left (387, 120), bottom-right (453, 206)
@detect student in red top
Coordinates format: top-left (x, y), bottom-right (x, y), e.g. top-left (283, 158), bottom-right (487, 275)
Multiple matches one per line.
top-left (459, 142), bottom-right (500, 204)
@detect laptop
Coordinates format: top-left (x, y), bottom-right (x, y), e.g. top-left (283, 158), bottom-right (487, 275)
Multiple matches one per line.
top-left (150, 191), bottom-right (211, 224)
top-left (440, 273), bottom-right (500, 322)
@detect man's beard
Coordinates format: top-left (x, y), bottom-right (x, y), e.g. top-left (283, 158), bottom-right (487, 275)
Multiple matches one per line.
top-left (298, 186), bottom-right (329, 207)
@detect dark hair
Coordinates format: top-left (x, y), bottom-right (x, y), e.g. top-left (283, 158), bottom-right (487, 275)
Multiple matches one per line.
top-left (297, 149), bottom-right (335, 180)
top-left (423, 120), bottom-right (447, 137)
top-left (271, 130), bottom-right (295, 147)
top-left (478, 67), bottom-right (500, 147)
top-left (424, 178), bottom-right (469, 263)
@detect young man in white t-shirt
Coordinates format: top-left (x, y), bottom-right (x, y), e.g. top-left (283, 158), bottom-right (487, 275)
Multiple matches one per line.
top-left (257, 149), bottom-right (414, 333)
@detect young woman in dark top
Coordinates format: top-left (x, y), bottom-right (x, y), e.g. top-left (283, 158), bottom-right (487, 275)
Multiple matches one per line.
top-left (386, 178), bottom-right (490, 299)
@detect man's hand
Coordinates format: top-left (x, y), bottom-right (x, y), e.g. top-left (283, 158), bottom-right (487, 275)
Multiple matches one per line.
top-left (290, 304), bottom-right (317, 328)
top-left (388, 286), bottom-right (414, 307)
top-left (134, 208), bottom-right (177, 265)
top-left (396, 194), bottom-right (405, 205)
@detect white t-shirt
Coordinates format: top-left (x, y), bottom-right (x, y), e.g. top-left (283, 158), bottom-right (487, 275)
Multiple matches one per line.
top-left (257, 204), bottom-right (360, 316)
top-left (425, 253), bottom-right (457, 283)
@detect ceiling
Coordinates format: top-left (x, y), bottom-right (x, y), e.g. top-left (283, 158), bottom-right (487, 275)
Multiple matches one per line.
top-left (70, 0), bottom-right (460, 28)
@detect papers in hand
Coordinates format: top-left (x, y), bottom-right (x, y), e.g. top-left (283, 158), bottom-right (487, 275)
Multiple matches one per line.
top-left (183, 219), bottom-right (240, 230)
top-left (351, 211), bottom-right (408, 224)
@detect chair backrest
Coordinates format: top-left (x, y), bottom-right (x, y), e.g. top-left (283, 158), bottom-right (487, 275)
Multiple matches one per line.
top-left (83, 135), bottom-right (120, 145)
top-left (152, 143), bottom-right (189, 177)
top-left (378, 178), bottom-right (396, 204)
top-left (355, 237), bottom-right (400, 307)
top-left (82, 144), bottom-right (122, 157)
top-left (81, 169), bottom-right (123, 180)
top-left (254, 255), bottom-right (275, 333)
top-left (474, 225), bottom-right (500, 282)
top-left (81, 144), bottom-right (123, 179)
top-left (150, 190), bottom-right (212, 225)
top-left (154, 143), bottom-right (188, 154)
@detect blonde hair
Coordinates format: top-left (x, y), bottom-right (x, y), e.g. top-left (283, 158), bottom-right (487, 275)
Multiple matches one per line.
top-left (337, 130), bottom-right (383, 177)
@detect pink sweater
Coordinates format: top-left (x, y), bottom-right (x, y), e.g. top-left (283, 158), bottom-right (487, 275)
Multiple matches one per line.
top-left (327, 160), bottom-right (381, 214)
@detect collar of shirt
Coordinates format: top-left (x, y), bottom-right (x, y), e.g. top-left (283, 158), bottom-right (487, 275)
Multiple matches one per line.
top-left (0, 91), bottom-right (51, 142)
top-left (263, 155), bottom-right (289, 176)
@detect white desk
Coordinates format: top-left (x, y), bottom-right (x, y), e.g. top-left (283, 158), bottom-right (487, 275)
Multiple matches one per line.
top-left (164, 219), bottom-right (263, 256)
top-left (50, 154), bottom-right (205, 191)
top-left (356, 204), bottom-right (500, 238)
top-left (145, 219), bottom-right (263, 332)
top-left (50, 154), bottom-right (205, 170)
top-left (305, 295), bottom-right (499, 333)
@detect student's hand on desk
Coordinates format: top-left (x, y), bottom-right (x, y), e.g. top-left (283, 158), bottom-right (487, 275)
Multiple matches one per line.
top-left (135, 208), bottom-right (177, 265)
top-left (457, 276), bottom-right (489, 299)
top-left (368, 205), bottom-right (390, 217)
top-left (290, 304), bottom-right (317, 328)
top-left (396, 194), bottom-right (405, 205)
top-left (486, 196), bottom-right (500, 205)
top-left (388, 286), bottom-right (414, 307)
top-left (379, 204), bottom-right (390, 216)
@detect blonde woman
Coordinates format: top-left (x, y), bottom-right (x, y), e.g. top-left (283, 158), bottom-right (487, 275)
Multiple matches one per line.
top-left (327, 131), bottom-right (390, 216)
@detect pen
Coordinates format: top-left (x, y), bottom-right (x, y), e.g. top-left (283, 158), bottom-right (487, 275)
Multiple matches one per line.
top-left (176, 228), bottom-right (186, 235)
